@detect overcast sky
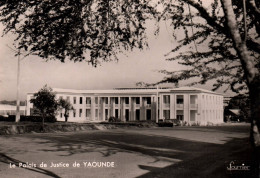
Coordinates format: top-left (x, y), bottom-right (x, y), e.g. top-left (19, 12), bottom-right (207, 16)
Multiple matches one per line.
top-left (0, 8), bottom-right (233, 101)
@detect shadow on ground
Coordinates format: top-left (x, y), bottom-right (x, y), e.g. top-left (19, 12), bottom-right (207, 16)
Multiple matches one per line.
top-left (23, 126), bottom-right (255, 178)
top-left (0, 153), bottom-right (61, 177)
top-left (1, 125), bottom-right (256, 178)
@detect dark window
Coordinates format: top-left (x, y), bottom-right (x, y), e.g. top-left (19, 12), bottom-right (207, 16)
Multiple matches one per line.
top-left (125, 109), bottom-right (129, 121)
top-left (147, 97), bottom-right (151, 104)
top-left (73, 110), bottom-right (76, 117)
top-left (125, 97), bottom-right (129, 104)
top-left (136, 109), bottom-right (140, 120)
top-left (73, 97), bottom-right (76, 104)
top-left (136, 97), bottom-right (140, 104)
top-left (80, 97), bottom-right (83, 104)
top-left (115, 98), bottom-right (119, 104)
top-left (104, 97), bottom-right (108, 104)
top-left (115, 109), bottom-right (119, 118)
top-left (176, 95), bottom-right (184, 104)
top-left (79, 109), bottom-right (82, 117)
top-left (146, 109), bottom-right (151, 120)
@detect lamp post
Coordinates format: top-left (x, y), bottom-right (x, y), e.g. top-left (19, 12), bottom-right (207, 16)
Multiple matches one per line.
top-left (16, 50), bottom-right (21, 122)
top-left (7, 45), bottom-right (31, 122)
top-left (156, 85), bottom-right (159, 123)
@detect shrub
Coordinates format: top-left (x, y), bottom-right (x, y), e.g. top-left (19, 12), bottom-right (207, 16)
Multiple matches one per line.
top-left (0, 115), bottom-right (56, 123)
top-left (108, 117), bottom-right (121, 122)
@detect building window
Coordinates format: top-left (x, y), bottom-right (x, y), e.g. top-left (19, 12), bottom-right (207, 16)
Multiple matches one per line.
top-left (95, 97), bottom-right (99, 104)
top-left (163, 110), bottom-right (170, 120)
top-left (66, 96), bottom-right (70, 101)
top-left (176, 95), bottom-right (184, 104)
top-left (146, 97), bottom-right (151, 104)
top-left (86, 97), bottom-right (91, 104)
top-left (125, 97), bottom-right (129, 104)
top-left (105, 109), bottom-right (109, 120)
top-left (73, 97), bottom-right (76, 104)
top-left (73, 110), bottom-right (76, 117)
top-left (115, 109), bottom-right (119, 118)
top-left (136, 97), bottom-right (140, 104)
top-left (163, 95), bottom-right (170, 104)
top-left (190, 110), bottom-right (196, 121)
top-left (95, 109), bottom-right (98, 119)
top-left (104, 97), bottom-right (109, 104)
top-left (79, 109), bottom-right (82, 117)
top-left (60, 113), bottom-right (63, 118)
top-left (177, 110), bottom-right (184, 121)
top-left (190, 95), bottom-right (197, 104)
top-left (86, 109), bottom-right (91, 118)
top-left (80, 97), bottom-right (83, 104)
top-left (115, 97), bottom-right (119, 104)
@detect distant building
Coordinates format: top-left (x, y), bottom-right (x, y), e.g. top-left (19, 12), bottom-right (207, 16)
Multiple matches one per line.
top-left (0, 104), bottom-right (26, 116)
top-left (26, 87), bottom-right (224, 125)
top-left (224, 96), bottom-right (232, 107)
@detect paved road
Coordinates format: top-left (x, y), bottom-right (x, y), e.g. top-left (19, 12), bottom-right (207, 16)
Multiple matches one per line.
top-left (0, 125), bottom-right (251, 178)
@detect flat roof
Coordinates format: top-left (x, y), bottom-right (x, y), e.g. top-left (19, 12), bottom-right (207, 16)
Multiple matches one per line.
top-left (27, 87), bottom-right (223, 96)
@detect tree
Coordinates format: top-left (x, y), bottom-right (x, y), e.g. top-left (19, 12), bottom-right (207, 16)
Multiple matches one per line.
top-left (225, 94), bottom-right (251, 122)
top-left (0, 0), bottom-right (156, 66)
top-left (58, 98), bottom-right (73, 122)
top-left (30, 85), bottom-right (58, 128)
top-left (154, 0), bottom-right (259, 175)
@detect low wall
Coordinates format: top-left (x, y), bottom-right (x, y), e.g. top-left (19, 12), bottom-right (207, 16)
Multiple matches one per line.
top-left (0, 122), bottom-right (157, 135)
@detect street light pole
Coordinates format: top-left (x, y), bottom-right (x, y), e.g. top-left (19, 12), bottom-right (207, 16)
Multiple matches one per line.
top-left (15, 50), bottom-right (20, 122)
top-left (156, 85), bottom-right (159, 123)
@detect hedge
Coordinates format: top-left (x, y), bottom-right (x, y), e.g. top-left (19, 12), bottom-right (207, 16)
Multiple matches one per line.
top-left (0, 115), bottom-right (56, 122)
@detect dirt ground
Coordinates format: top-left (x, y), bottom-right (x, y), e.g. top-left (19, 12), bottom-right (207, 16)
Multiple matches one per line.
top-left (0, 124), bottom-right (254, 178)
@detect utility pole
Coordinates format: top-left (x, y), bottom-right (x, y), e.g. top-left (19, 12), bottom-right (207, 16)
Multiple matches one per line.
top-left (15, 50), bottom-right (21, 122)
top-left (7, 45), bottom-right (30, 122)
top-left (156, 85), bottom-right (159, 123)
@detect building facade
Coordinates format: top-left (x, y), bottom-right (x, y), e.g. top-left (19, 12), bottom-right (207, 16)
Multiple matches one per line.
top-left (0, 104), bottom-right (26, 116)
top-left (26, 87), bottom-right (224, 125)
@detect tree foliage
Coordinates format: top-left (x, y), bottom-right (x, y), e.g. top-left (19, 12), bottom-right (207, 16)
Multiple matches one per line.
top-left (225, 94), bottom-right (251, 122)
top-left (154, 0), bottom-right (260, 93)
top-left (0, 0), bottom-right (156, 66)
top-left (58, 97), bottom-right (73, 122)
top-left (30, 85), bottom-right (58, 120)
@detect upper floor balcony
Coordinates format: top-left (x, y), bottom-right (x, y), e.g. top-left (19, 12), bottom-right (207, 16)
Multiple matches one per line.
top-left (163, 103), bottom-right (170, 108)
top-left (176, 104), bottom-right (184, 109)
top-left (190, 104), bottom-right (198, 109)
top-left (145, 104), bottom-right (151, 108)
top-left (135, 104), bottom-right (140, 108)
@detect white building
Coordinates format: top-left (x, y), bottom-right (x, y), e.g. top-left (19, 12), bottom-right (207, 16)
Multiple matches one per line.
top-left (0, 104), bottom-right (26, 116)
top-left (26, 87), bottom-right (223, 125)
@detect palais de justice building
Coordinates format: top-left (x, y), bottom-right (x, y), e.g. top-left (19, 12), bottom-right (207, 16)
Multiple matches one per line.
top-left (26, 87), bottom-right (223, 125)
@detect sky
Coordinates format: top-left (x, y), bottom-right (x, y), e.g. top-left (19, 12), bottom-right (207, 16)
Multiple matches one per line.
top-left (0, 4), bottom-right (233, 101)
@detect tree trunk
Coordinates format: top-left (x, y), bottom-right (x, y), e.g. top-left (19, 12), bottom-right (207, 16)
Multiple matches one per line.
top-left (249, 78), bottom-right (260, 177)
top-left (220, 0), bottom-right (260, 176)
top-left (42, 114), bottom-right (45, 131)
